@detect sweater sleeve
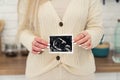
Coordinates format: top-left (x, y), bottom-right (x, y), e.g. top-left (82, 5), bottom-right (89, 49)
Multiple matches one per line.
top-left (85, 0), bottom-right (104, 48)
top-left (19, 30), bottom-right (35, 52)
top-left (18, 0), bottom-right (36, 52)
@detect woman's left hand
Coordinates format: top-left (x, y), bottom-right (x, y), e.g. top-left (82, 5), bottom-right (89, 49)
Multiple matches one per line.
top-left (74, 31), bottom-right (92, 50)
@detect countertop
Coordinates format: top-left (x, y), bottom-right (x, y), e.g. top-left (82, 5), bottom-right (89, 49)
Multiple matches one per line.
top-left (0, 54), bottom-right (26, 75)
top-left (0, 51), bottom-right (120, 75)
top-left (95, 50), bottom-right (120, 72)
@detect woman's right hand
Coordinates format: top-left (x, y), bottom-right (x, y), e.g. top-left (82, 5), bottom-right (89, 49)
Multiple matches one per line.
top-left (32, 37), bottom-right (48, 54)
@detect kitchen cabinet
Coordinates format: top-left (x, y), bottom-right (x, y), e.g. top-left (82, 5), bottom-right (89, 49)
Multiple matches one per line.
top-left (0, 20), bottom-right (5, 55)
top-left (0, 54), bottom-right (26, 75)
top-left (0, 51), bottom-right (120, 80)
top-left (95, 51), bottom-right (120, 72)
top-left (0, 75), bottom-right (25, 80)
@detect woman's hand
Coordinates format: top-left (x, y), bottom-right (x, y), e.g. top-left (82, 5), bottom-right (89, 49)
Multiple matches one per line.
top-left (74, 31), bottom-right (92, 50)
top-left (32, 37), bottom-right (48, 54)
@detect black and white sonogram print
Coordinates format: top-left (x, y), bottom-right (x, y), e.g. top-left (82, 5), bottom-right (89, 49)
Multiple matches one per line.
top-left (50, 36), bottom-right (72, 52)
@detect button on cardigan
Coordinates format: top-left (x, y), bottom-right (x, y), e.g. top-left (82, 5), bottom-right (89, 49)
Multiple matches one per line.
top-left (18, 0), bottom-right (104, 78)
top-left (59, 22), bottom-right (63, 27)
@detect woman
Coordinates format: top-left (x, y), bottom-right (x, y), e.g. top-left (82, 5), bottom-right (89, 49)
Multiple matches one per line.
top-left (17, 0), bottom-right (103, 80)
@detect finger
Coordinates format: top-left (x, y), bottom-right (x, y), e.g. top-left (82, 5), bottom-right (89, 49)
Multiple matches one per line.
top-left (32, 50), bottom-right (39, 54)
top-left (32, 48), bottom-right (44, 54)
top-left (35, 37), bottom-right (48, 46)
top-left (74, 31), bottom-right (88, 42)
top-left (80, 43), bottom-right (91, 50)
top-left (76, 35), bottom-right (90, 45)
top-left (32, 40), bottom-right (36, 46)
top-left (32, 49), bottom-right (44, 54)
top-left (81, 40), bottom-right (91, 47)
top-left (80, 31), bottom-right (88, 36)
top-left (85, 44), bottom-right (92, 50)
top-left (39, 44), bottom-right (48, 49)
top-left (33, 41), bottom-right (47, 49)
top-left (32, 41), bottom-right (40, 48)
top-left (74, 33), bottom-right (85, 43)
top-left (32, 46), bottom-right (41, 52)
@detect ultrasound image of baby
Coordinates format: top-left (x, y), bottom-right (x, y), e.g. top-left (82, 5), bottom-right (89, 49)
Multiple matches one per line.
top-left (50, 36), bottom-right (72, 53)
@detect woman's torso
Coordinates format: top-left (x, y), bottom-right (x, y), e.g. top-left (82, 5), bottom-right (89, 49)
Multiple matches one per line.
top-left (26, 0), bottom-right (96, 78)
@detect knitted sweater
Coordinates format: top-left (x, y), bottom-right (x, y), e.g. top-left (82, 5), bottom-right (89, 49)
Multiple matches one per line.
top-left (18, 0), bottom-right (103, 78)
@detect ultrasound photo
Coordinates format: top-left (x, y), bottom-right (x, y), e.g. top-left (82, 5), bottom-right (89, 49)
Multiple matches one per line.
top-left (49, 35), bottom-right (73, 53)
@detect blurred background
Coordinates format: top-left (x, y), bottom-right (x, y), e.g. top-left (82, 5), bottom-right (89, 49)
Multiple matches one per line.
top-left (0, 0), bottom-right (120, 80)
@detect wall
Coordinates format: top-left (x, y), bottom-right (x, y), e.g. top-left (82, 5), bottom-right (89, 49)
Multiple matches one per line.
top-left (102, 0), bottom-right (120, 49)
top-left (0, 0), bottom-right (18, 51)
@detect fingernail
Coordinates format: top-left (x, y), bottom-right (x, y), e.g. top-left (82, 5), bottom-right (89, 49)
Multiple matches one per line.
top-left (85, 48), bottom-right (88, 50)
top-left (79, 45), bottom-right (82, 47)
top-left (48, 44), bottom-right (50, 46)
top-left (37, 52), bottom-right (40, 54)
top-left (47, 46), bottom-right (49, 49)
top-left (41, 49), bottom-right (45, 51)
top-left (72, 40), bottom-right (75, 43)
top-left (82, 46), bottom-right (88, 50)
top-left (74, 43), bottom-right (77, 45)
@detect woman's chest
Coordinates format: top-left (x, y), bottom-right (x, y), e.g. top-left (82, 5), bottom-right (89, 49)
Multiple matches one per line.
top-left (38, 0), bottom-right (90, 38)
top-left (50, 0), bottom-right (71, 18)
top-left (38, 0), bottom-right (89, 22)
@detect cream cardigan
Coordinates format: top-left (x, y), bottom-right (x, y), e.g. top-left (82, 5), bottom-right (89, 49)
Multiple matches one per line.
top-left (18, 0), bottom-right (103, 78)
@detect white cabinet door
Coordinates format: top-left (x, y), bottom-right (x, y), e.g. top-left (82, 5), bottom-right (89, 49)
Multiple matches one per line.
top-left (95, 73), bottom-right (117, 80)
top-left (0, 75), bottom-right (25, 80)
